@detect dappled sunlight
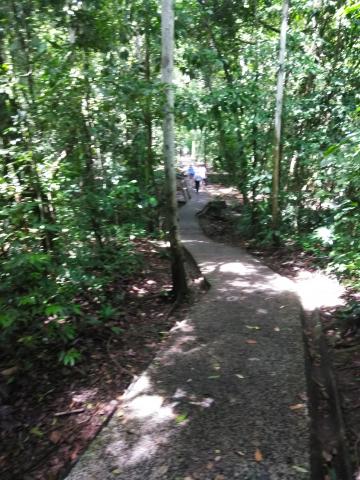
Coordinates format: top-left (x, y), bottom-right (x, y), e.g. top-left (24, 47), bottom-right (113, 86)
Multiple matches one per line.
top-left (198, 261), bottom-right (219, 274)
top-left (100, 333), bottom-right (216, 473)
top-left (171, 319), bottom-right (194, 333)
top-left (268, 274), bottom-right (296, 293)
top-left (127, 394), bottom-right (175, 423)
top-left (123, 372), bottom-right (152, 402)
top-left (172, 387), bottom-right (188, 399)
top-left (219, 261), bottom-right (257, 275)
top-left (189, 396), bottom-right (214, 408)
top-left (160, 335), bottom-right (201, 365)
top-left (126, 434), bottom-right (162, 465)
top-left (105, 373), bottom-right (178, 468)
top-left (182, 238), bottom-right (212, 246)
top-left (294, 270), bottom-right (345, 311)
top-left (199, 258), bottom-right (296, 298)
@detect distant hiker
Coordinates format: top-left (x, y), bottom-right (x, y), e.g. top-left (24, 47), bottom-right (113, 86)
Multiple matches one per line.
top-left (198, 164), bottom-right (207, 185)
top-left (194, 172), bottom-right (202, 193)
top-left (187, 165), bottom-right (195, 179)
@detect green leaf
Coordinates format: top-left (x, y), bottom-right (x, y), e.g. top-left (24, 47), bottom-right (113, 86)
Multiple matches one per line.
top-left (344, 2), bottom-right (360, 15)
top-left (30, 426), bottom-right (44, 437)
top-left (59, 348), bottom-right (82, 366)
top-left (45, 305), bottom-right (64, 316)
top-left (324, 144), bottom-right (339, 156)
top-left (0, 313), bottom-right (15, 328)
top-left (110, 326), bottom-right (124, 335)
top-left (175, 413), bottom-right (188, 424)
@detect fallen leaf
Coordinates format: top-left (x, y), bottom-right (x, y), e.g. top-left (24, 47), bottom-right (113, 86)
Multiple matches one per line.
top-left (246, 325), bottom-right (261, 330)
top-left (322, 450), bottom-right (332, 462)
top-left (206, 462), bottom-right (214, 470)
top-left (215, 455), bottom-right (221, 462)
top-left (110, 468), bottom-right (121, 475)
top-left (69, 444), bottom-right (81, 461)
top-left (157, 465), bottom-right (168, 475)
top-left (236, 450), bottom-right (245, 456)
top-left (235, 374), bottom-right (245, 379)
top-left (246, 339), bottom-right (257, 345)
top-left (274, 327), bottom-right (280, 332)
top-left (1, 366), bottom-right (19, 377)
top-left (214, 475), bottom-right (225, 480)
top-left (289, 403), bottom-right (305, 411)
top-left (30, 426), bottom-right (43, 438)
top-left (49, 430), bottom-right (61, 444)
top-left (255, 448), bottom-right (263, 462)
top-left (208, 375), bottom-right (220, 379)
top-left (292, 465), bottom-right (308, 473)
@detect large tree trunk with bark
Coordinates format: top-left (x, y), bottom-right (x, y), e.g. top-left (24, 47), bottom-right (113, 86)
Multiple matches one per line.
top-left (161, 0), bottom-right (188, 298)
top-left (271, 0), bottom-right (289, 236)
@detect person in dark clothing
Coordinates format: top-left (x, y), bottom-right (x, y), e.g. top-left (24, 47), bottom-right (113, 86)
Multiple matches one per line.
top-left (194, 172), bottom-right (202, 193)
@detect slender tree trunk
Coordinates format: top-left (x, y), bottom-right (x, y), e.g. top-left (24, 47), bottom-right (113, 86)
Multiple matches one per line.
top-left (271, 0), bottom-right (289, 235)
top-left (144, 22), bottom-right (155, 188)
top-left (81, 57), bottom-right (104, 248)
top-left (161, 0), bottom-right (187, 298)
top-left (10, 0), bottom-right (56, 252)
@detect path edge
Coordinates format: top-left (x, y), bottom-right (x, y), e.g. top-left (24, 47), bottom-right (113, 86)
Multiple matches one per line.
top-left (301, 308), bottom-right (353, 480)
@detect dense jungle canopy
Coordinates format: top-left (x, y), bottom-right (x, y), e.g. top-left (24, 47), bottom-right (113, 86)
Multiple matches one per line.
top-left (0, 0), bottom-right (359, 365)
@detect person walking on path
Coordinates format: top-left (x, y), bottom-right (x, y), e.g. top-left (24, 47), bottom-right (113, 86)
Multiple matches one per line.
top-left (194, 171), bottom-right (202, 193)
top-left (187, 164), bottom-right (195, 180)
top-left (198, 164), bottom-right (207, 185)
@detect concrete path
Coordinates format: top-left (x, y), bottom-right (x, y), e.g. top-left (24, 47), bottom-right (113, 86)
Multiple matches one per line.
top-left (66, 192), bottom-right (310, 480)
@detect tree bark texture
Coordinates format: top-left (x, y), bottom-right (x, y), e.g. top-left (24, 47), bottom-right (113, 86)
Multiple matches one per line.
top-left (161, 0), bottom-right (188, 298)
top-left (271, 0), bottom-right (289, 233)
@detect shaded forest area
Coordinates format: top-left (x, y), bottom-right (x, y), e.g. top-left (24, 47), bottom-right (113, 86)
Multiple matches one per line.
top-left (0, 0), bottom-right (359, 478)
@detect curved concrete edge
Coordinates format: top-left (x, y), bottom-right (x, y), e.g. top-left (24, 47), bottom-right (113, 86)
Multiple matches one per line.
top-left (301, 308), bottom-right (353, 480)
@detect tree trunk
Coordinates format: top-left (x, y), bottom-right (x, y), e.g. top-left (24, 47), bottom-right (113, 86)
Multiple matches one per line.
top-left (144, 21), bottom-right (155, 189)
top-left (161, 0), bottom-right (187, 299)
top-left (271, 0), bottom-right (289, 235)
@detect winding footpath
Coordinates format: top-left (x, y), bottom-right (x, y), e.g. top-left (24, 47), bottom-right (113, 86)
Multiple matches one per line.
top-left (66, 192), bottom-right (310, 480)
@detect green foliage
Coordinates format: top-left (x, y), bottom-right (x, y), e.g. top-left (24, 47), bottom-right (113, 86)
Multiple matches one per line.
top-left (59, 348), bottom-right (82, 367)
top-left (0, 0), bottom-right (164, 367)
top-left (174, 0), bottom-right (360, 285)
top-left (1, 0), bottom-right (359, 369)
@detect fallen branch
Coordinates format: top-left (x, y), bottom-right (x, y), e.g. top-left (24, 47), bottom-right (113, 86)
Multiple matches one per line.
top-left (54, 408), bottom-right (85, 417)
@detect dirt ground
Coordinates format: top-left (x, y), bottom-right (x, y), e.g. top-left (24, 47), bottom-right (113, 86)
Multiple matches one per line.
top-left (0, 240), bottom-right (202, 480)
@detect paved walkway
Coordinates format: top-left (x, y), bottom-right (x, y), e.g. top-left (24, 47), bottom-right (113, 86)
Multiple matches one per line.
top-left (66, 192), bottom-right (310, 480)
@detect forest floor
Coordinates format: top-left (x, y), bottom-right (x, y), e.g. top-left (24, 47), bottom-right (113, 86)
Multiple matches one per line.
top-left (199, 182), bottom-right (360, 479)
top-left (65, 188), bottom-right (309, 480)
top-left (1, 184), bottom-right (359, 480)
top-left (0, 240), bottom-right (204, 480)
